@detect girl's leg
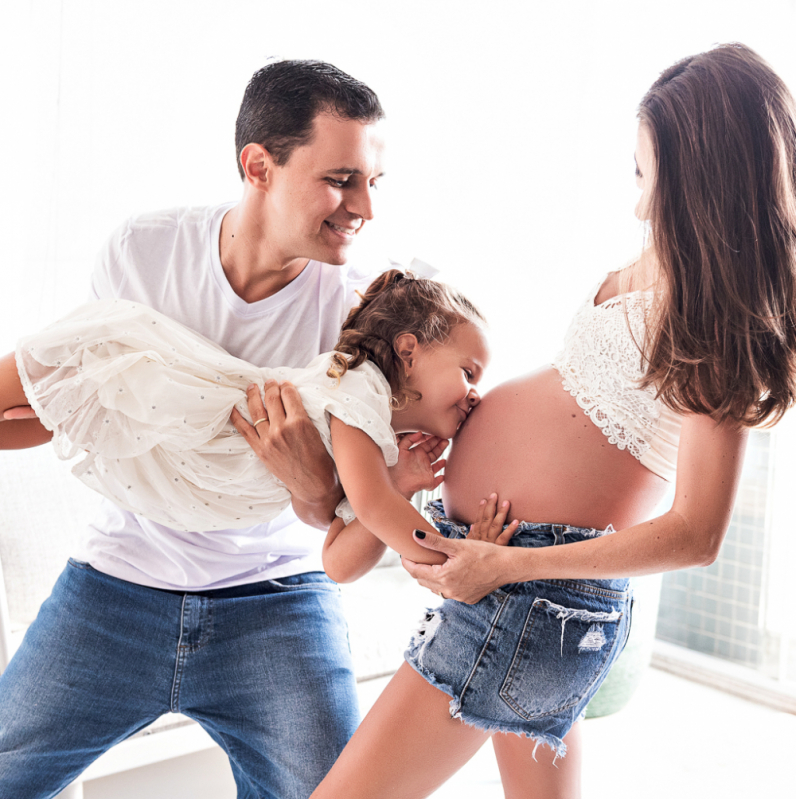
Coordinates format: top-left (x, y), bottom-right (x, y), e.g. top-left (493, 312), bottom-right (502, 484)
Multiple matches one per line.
top-left (492, 721), bottom-right (582, 799)
top-left (0, 352), bottom-right (50, 448)
top-left (311, 662), bottom-right (491, 799)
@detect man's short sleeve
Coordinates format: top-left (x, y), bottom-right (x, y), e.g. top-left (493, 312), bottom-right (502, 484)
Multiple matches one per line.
top-left (90, 218), bottom-right (131, 300)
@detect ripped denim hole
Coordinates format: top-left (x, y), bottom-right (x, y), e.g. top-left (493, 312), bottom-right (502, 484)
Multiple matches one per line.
top-left (543, 601), bottom-right (621, 656)
top-left (578, 623), bottom-right (607, 652)
top-left (409, 608), bottom-right (444, 660)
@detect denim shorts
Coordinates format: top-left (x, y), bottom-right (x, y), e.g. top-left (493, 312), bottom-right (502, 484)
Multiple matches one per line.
top-left (404, 501), bottom-right (632, 758)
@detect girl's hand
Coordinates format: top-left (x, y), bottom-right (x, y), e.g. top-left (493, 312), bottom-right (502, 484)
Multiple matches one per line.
top-left (389, 432), bottom-right (448, 500)
top-left (468, 493), bottom-right (519, 545)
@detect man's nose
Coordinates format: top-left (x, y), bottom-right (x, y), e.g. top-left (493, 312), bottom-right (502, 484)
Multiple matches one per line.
top-left (347, 183), bottom-right (375, 221)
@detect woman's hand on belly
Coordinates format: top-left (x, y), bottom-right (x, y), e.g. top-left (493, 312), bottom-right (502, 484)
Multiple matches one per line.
top-left (402, 532), bottom-right (514, 603)
top-left (403, 492), bottom-right (518, 603)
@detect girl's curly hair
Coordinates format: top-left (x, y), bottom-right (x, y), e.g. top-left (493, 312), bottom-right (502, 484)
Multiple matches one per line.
top-left (327, 269), bottom-right (485, 408)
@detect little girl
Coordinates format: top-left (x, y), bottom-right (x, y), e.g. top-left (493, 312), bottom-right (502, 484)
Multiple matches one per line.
top-left (0, 269), bottom-right (492, 562)
top-left (305, 43), bottom-right (796, 799)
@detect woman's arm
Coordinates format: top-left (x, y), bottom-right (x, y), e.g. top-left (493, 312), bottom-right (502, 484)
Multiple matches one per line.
top-left (0, 352), bottom-right (51, 449)
top-left (330, 416), bottom-right (446, 566)
top-left (404, 414), bottom-right (748, 603)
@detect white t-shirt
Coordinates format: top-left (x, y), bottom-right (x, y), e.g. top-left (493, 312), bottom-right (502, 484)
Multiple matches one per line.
top-left (75, 203), bottom-right (376, 590)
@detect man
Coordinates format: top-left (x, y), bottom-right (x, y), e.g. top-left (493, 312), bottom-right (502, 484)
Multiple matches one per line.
top-left (0, 60), bottom-right (398, 798)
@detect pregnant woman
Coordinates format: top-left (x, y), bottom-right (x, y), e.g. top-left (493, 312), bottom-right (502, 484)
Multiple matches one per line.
top-left (310, 43), bottom-right (796, 799)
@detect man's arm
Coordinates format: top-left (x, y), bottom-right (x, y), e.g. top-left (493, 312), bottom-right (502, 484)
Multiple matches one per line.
top-left (231, 381), bottom-right (343, 530)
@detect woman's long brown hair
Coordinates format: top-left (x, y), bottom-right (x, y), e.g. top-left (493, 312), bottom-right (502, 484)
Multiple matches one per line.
top-left (639, 43), bottom-right (796, 427)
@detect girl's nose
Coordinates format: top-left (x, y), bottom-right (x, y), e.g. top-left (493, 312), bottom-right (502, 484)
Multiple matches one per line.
top-left (467, 390), bottom-right (480, 407)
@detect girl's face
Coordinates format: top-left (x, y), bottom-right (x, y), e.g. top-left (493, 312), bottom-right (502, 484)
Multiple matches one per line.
top-left (634, 123), bottom-right (655, 221)
top-left (391, 322), bottom-right (490, 439)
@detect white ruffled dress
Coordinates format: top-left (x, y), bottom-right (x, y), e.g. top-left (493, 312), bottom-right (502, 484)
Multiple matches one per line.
top-left (16, 299), bottom-right (398, 531)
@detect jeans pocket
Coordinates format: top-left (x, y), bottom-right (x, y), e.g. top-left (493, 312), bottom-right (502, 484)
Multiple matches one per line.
top-left (499, 597), bottom-right (624, 720)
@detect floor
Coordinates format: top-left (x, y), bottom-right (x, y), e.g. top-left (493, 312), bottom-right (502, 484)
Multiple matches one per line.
top-left (357, 666), bottom-right (794, 799)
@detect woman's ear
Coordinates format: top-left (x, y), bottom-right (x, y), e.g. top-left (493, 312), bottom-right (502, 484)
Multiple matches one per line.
top-left (394, 333), bottom-right (419, 374)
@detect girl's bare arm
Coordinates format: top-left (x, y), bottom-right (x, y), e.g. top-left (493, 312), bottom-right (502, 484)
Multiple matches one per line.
top-left (327, 416), bottom-right (446, 571)
top-left (404, 414), bottom-right (748, 603)
top-left (323, 517), bottom-right (388, 583)
top-left (0, 352), bottom-right (51, 449)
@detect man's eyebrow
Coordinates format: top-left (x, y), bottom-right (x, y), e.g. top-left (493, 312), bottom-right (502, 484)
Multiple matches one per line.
top-left (325, 168), bottom-right (385, 178)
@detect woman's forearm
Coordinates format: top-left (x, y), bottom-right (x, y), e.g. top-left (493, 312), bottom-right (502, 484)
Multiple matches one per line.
top-left (501, 508), bottom-right (716, 584)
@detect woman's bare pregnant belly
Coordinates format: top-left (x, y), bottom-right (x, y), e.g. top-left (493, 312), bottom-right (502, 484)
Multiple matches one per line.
top-left (442, 367), bottom-right (668, 530)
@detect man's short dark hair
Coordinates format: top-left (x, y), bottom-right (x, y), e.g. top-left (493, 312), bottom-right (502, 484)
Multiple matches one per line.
top-left (235, 59), bottom-right (384, 179)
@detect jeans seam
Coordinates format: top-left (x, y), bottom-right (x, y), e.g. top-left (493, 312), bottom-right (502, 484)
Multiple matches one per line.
top-left (456, 589), bottom-right (513, 712)
top-left (536, 579), bottom-right (629, 601)
top-left (170, 594), bottom-right (187, 712)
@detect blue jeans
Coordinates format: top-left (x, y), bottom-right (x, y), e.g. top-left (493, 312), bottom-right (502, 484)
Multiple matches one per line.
top-left (0, 560), bottom-right (359, 799)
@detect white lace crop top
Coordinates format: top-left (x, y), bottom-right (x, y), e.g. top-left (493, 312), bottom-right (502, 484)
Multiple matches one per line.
top-left (552, 278), bottom-right (682, 482)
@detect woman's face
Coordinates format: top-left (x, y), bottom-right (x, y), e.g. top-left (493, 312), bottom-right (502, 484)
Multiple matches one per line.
top-left (634, 123), bottom-right (655, 221)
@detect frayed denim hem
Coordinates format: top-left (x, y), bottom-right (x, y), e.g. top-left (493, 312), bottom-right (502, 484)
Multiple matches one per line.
top-left (403, 648), bottom-right (459, 713)
top-left (402, 652), bottom-right (568, 761)
top-left (449, 704), bottom-right (568, 761)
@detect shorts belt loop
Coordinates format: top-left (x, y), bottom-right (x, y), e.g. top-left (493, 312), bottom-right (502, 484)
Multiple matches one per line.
top-left (552, 525), bottom-right (566, 546)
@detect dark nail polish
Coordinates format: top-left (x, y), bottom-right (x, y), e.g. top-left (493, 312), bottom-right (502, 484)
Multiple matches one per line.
top-left (414, 529), bottom-right (426, 539)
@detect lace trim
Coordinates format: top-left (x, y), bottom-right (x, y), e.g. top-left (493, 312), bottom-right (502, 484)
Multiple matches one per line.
top-left (553, 285), bottom-right (659, 462)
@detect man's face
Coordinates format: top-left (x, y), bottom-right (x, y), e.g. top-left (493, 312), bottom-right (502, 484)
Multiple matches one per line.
top-left (264, 112), bottom-right (386, 266)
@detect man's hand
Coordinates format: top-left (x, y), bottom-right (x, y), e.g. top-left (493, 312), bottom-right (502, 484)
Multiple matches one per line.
top-left (2, 406), bottom-right (37, 420)
top-left (402, 530), bottom-right (514, 604)
top-left (231, 381), bottom-right (342, 529)
top-left (389, 432), bottom-right (448, 500)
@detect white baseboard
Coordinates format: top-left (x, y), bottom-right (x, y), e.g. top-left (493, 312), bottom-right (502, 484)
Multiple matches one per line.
top-left (651, 639), bottom-right (796, 715)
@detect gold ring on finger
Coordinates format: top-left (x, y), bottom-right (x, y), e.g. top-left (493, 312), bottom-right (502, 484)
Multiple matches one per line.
top-left (253, 417), bottom-right (268, 429)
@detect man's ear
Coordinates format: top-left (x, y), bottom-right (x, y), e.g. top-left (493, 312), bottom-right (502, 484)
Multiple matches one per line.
top-left (394, 333), bottom-right (419, 374)
top-left (239, 143), bottom-right (275, 189)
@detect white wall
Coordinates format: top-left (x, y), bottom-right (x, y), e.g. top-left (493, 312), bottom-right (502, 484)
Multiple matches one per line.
top-left (3, 0), bottom-right (796, 388)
